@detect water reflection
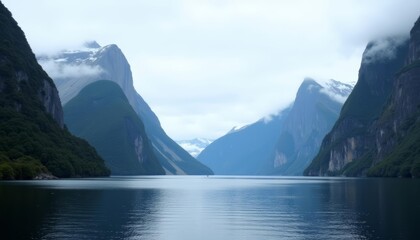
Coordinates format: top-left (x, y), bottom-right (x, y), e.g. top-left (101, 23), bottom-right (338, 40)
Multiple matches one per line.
top-left (41, 189), bottom-right (161, 240)
top-left (1, 176), bottom-right (419, 240)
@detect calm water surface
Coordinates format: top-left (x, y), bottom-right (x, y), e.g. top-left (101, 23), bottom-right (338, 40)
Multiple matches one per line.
top-left (1, 176), bottom-right (419, 240)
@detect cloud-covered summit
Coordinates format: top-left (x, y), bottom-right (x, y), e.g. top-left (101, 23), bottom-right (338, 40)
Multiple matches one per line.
top-left (362, 36), bottom-right (409, 64)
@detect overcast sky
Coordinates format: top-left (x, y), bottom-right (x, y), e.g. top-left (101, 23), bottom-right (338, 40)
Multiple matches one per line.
top-left (3, 0), bottom-right (420, 140)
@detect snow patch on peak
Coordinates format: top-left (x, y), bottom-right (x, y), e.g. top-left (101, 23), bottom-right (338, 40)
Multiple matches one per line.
top-left (316, 79), bottom-right (353, 104)
top-left (177, 138), bottom-right (214, 157)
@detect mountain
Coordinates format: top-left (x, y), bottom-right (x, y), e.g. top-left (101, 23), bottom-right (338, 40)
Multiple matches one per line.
top-left (304, 20), bottom-right (419, 177)
top-left (198, 107), bottom-right (290, 175)
top-left (177, 138), bottom-right (213, 157)
top-left (272, 79), bottom-right (353, 175)
top-left (38, 43), bottom-right (213, 175)
top-left (0, 3), bottom-right (109, 179)
top-left (198, 79), bottom-right (352, 175)
top-left (64, 81), bottom-right (164, 175)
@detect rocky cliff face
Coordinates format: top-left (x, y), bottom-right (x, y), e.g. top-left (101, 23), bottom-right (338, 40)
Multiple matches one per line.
top-left (0, 3), bottom-right (109, 179)
top-left (38, 79), bottom-right (64, 127)
top-left (0, 8), bottom-right (63, 127)
top-left (305, 17), bottom-right (420, 177)
top-left (407, 17), bottom-right (420, 64)
top-left (367, 16), bottom-right (420, 177)
top-left (273, 79), bottom-right (352, 175)
top-left (39, 43), bottom-right (212, 175)
top-left (198, 78), bottom-right (351, 175)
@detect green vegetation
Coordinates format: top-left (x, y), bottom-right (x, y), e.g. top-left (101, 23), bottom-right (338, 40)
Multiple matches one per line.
top-left (0, 3), bottom-right (110, 179)
top-left (0, 155), bottom-right (46, 180)
top-left (339, 79), bottom-right (384, 124)
top-left (341, 152), bottom-right (373, 177)
top-left (367, 121), bottom-right (420, 178)
top-left (0, 98), bottom-right (110, 179)
top-left (64, 80), bottom-right (165, 175)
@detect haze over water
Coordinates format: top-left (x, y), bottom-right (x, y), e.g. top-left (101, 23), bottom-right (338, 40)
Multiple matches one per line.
top-left (1, 176), bottom-right (419, 240)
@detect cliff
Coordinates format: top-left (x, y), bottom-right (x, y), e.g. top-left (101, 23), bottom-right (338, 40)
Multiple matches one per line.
top-left (0, 4), bottom-right (63, 127)
top-left (368, 16), bottom-right (420, 177)
top-left (0, 3), bottom-right (109, 179)
top-left (273, 79), bottom-right (352, 175)
top-left (305, 16), bottom-right (420, 177)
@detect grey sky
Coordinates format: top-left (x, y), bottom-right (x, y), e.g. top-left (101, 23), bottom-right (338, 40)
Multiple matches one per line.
top-left (3, 0), bottom-right (420, 140)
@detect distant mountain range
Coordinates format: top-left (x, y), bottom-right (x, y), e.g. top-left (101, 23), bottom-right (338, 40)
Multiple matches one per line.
top-left (38, 42), bottom-right (212, 175)
top-left (177, 138), bottom-right (213, 157)
top-left (305, 16), bottom-right (420, 177)
top-left (198, 78), bottom-right (353, 175)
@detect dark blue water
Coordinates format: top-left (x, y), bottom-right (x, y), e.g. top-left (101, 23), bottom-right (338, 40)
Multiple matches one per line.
top-left (1, 176), bottom-right (419, 240)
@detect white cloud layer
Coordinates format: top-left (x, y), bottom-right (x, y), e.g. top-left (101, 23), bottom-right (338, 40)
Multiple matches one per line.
top-left (3, 0), bottom-right (420, 139)
top-left (39, 59), bottom-right (104, 80)
top-left (362, 36), bottom-right (409, 64)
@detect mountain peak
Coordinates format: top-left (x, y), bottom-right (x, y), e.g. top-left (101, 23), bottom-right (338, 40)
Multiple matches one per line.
top-left (320, 79), bottom-right (353, 97)
top-left (95, 44), bottom-right (124, 58)
top-left (297, 78), bottom-right (353, 104)
top-left (302, 77), bottom-right (318, 84)
top-left (297, 78), bottom-right (322, 96)
top-left (39, 42), bottom-right (213, 175)
top-left (84, 41), bottom-right (101, 49)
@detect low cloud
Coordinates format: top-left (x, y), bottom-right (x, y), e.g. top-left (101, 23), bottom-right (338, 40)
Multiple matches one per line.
top-left (4, 0), bottom-right (420, 139)
top-left (362, 36), bottom-right (408, 64)
top-left (319, 89), bottom-right (348, 104)
top-left (39, 59), bottom-right (104, 80)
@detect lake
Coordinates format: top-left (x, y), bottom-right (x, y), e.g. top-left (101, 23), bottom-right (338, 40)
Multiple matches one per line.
top-left (0, 176), bottom-right (419, 240)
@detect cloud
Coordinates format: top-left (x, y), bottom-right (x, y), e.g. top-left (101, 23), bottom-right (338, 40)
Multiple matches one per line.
top-left (39, 59), bottom-right (104, 80)
top-left (3, 0), bottom-right (420, 139)
top-left (319, 88), bottom-right (348, 104)
top-left (327, 0), bottom-right (420, 47)
top-left (362, 36), bottom-right (408, 64)
top-left (177, 142), bottom-right (205, 157)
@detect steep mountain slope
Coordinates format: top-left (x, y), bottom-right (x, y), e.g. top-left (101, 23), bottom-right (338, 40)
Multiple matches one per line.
top-left (272, 79), bottom-right (352, 175)
top-left (177, 138), bottom-right (213, 157)
top-left (38, 43), bottom-right (212, 175)
top-left (305, 33), bottom-right (414, 176)
top-left (198, 79), bottom-right (351, 175)
top-left (64, 81), bottom-right (164, 175)
top-left (368, 17), bottom-right (420, 177)
top-left (0, 3), bottom-right (109, 179)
